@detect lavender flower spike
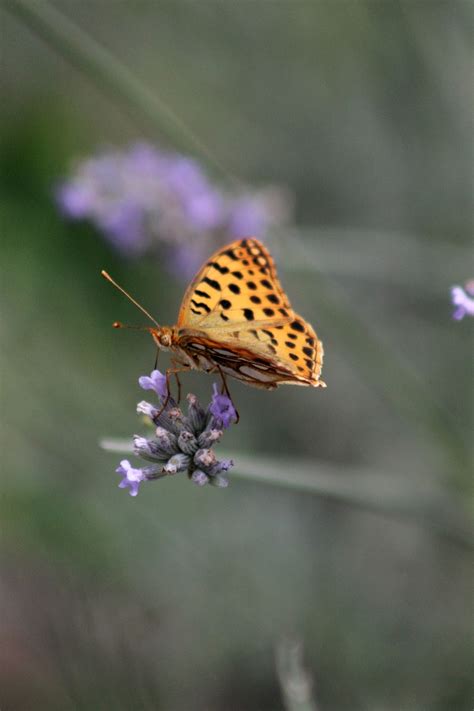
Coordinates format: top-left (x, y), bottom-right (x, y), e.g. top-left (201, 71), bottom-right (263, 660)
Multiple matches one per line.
top-left (209, 383), bottom-right (237, 429)
top-left (114, 373), bottom-right (236, 495)
top-left (451, 281), bottom-right (474, 321)
top-left (57, 143), bottom-right (293, 278)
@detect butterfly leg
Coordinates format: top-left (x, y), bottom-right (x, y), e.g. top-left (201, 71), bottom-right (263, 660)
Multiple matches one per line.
top-left (173, 370), bottom-right (182, 404)
top-left (155, 366), bottom-right (188, 418)
top-left (215, 364), bottom-right (240, 424)
top-left (153, 346), bottom-right (160, 371)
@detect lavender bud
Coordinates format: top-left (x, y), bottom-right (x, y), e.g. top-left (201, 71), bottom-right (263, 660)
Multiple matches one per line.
top-left (191, 470), bottom-right (209, 486)
top-left (133, 435), bottom-right (171, 462)
top-left (197, 429), bottom-right (222, 448)
top-left (142, 464), bottom-right (165, 480)
top-left (168, 407), bottom-right (184, 424)
top-left (155, 406), bottom-right (186, 435)
top-left (155, 427), bottom-right (179, 455)
top-left (163, 453), bottom-right (191, 475)
top-left (178, 430), bottom-right (199, 455)
top-left (137, 400), bottom-right (159, 421)
top-left (194, 448), bottom-right (217, 471)
top-left (187, 393), bottom-right (207, 432)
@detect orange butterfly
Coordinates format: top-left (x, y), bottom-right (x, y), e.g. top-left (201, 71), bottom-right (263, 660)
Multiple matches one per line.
top-left (102, 237), bottom-right (326, 394)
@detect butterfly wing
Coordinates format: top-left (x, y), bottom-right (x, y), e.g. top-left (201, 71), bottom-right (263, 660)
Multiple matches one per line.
top-left (176, 238), bottom-right (325, 387)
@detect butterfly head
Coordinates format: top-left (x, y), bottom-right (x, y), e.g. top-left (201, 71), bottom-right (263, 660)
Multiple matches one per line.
top-left (150, 326), bottom-right (174, 351)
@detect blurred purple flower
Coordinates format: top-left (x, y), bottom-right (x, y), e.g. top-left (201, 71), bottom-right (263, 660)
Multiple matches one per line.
top-left (450, 281), bottom-right (474, 321)
top-left (210, 383), bottom-right (238, 429)
top-left (56, 182), bottom-right (95, 218)
top-left (56, 143), bottom-right (292, 278)
top-left (115, 369), bottom-right (236, 496)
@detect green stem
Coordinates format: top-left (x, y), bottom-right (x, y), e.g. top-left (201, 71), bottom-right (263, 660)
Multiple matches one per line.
top-left (100, 439), bottom-right (473, 550)
top-left (5, 0), bottom-right (237, 184)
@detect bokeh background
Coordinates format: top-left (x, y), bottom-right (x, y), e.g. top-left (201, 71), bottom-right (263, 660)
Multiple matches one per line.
top-left (1, 2), bottom-right (473, 710)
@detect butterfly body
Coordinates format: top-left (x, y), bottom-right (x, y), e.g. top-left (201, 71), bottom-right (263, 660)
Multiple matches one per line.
top-left (146, 238), bottom-right (326, 390)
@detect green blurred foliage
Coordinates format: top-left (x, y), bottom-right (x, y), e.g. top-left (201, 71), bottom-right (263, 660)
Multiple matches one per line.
top-left (1, 2), bottom-right (472, 710)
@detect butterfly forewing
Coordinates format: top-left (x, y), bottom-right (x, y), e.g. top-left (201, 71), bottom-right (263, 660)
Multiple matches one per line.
top-left (176, 238), bottom-right (325, 388)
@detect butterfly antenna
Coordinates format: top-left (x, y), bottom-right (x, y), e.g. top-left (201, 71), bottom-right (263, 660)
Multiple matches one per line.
top-left (101, 270), bottom-right (161, 328)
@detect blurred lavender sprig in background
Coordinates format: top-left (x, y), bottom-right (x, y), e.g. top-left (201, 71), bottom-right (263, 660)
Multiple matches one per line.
top-left (276, 640), bottom-right (320, 711)
top-left (450, 280), bottom-right (474, 321)
top-left (116, 369), bottom-right (236, 496)
top-left (57, 143), bottom-right (291, 277)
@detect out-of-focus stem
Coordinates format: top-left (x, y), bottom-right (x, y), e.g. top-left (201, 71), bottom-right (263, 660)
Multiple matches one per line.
top-left (100, 439), bottom-right (473, 550)
top-left (5, 0), bottom-right (237, 185)
top-left (276, 640), bottom-right (319, 711)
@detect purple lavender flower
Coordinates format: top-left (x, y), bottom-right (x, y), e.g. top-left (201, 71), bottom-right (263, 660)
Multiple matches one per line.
top-left (57, 143), bottom-right (292, 278)
top-left (209, 383), bottom-right (238, 429)
top-left (116, 459), bottom-right (146, 497)
top-left (115, 370), bottom-right (236, 495)
top-left (451, 281), bottom-right (474, 321)
top-left (138, 370), bottom-right (168, 399)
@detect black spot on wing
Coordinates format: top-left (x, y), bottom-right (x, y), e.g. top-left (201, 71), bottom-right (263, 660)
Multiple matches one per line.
top-left (285, 341), bottom-right (295, 349)
top-left (223, 249), bottom-right (238, 261)
top-left (250, 295), bottom-right (261, 304)
top-left (228, 283), bottom-right (240, 294)
top-left (263, 308), bottom-right (275, 317)
top-left (203, 276), bottom-right (221, 291)
top-left (261, 279), bottom-right (272, 289)
top-left (247, 281), bottom-right (257, 290)
top-left (290, 320), bottom-right (305, 332)
top-left (219, 299), bottom-right (232, 309)
top-left (208, 261), bottom-right (229, 274)
top-left (194, 289), bottom-right (211, 299)
top-left (191, 299), bottom-right (211, 313)
top-left (303, 346), bottom-right (314, 357)
top-left (267, 294), bottom-right (280, 304)
top-left (243, 309), bottom-right (255, 321)
top-left (289, 353), bottom-right (299, 361)
top-left (232, 271), bottom-right (243, 280)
